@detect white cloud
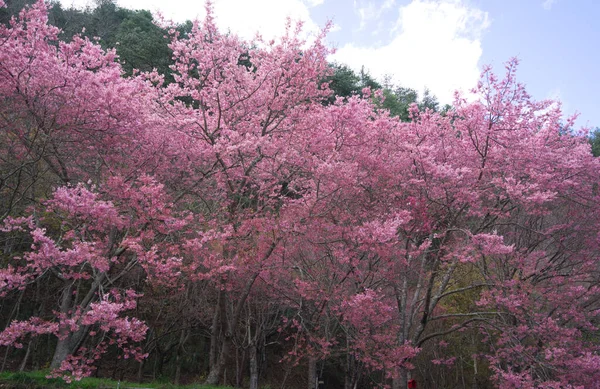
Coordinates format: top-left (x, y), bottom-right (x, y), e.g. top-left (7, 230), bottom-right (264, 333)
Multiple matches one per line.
top-left (305, 0), bottom-right (325, 7)
top-left (354, 0), bottom-right (396, 30)
top-left (542, 0), bottom-right (557, 10)
top-left (545, 87), bottom-right (572, 118)
top-left (334, 0), bottom-right (490, 104)
top-left (59, 0), bottom-right (321, 42)
top-left (212, 0), bottom-right (321, 41)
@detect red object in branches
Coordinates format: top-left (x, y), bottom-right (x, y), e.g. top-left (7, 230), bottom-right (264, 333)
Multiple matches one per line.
top-left (407, 379), bottom-right (417, 389)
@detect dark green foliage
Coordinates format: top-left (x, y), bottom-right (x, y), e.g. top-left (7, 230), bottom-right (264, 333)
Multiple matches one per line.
top-left (590, 127), bottom-right (600, 157)
top-left (379, 86), bottom-right (418, 121)
top-left (4, 0), bottom-right (176, 81)
top-left (114, 10), bottom-right (173, 78)
top-left (47, 3), bottom-right (90, 40)
top-left (49, 1), bottom-right (174, 79)
top-left (358, 66), bottom-right (382, 91)
top-left (325, 64), bottom-right (443, 121)
top-left (326, 64), bottom-right (360, 100)
top-left (0, 0), bottom-right (36, 24)
top-left (47, 1), bottom-right (127, 45)
top-left (324, 64), bottom-right (382, 101)
top-left (419, 88), bottom-right (439, 112)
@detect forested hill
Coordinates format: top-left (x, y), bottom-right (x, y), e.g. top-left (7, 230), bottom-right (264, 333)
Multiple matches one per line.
top-left (1, 1), bottom-right (600, 389)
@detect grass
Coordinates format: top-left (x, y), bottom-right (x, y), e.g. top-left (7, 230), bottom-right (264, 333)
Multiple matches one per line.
top-left (0, 371), bottom-right (233, 389)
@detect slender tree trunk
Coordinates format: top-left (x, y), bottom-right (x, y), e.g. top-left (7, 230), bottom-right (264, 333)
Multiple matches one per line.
top-left (392, 374), bottom-right (401, 389)
top-left (0, 346), bottom-right (10, 373)
top-left (205, 288), bottom-right (228, 385)
top-left (344, 339), bottom-right (354, 389)
top-left (152, 349), bottom-right (158, 380)
top-left (209, 288), bottom-right (223, 370)
top-left (137, 360), bottom-right (144, 382)
top-left (3, 288), bottom-right (26, 372)
top-left (279, 362), bottom-right (292, 389)
top-left (249, 345), bottom-right (259, 389)
top-left (174, 357), bottom-right (182, 385)
top-left (19, 340), bottom-right (32, 371)
top-left (308, 356), bottom-right (318, 389)
top-left (236, 347), bottom-right (247, 388)
top-left (174, 328), bottom-right (187, 385)
top-left (472, 336), bottom-right (478, 389)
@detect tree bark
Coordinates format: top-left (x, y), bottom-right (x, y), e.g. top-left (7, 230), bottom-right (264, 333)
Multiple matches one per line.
top-left (204, 272), bottom-right (261, 385)
top-left (50, 284), bottom-right (74, 369)
top-left (51, 274), bottom-right (105, 369)
top-left (174, 328), bottom-right (188, 385)
top-left (209, 288), bottom-right (223, 370)
top-left (392, 368), bottom-right (408, 389)
top-left (50, 336), bottom-right (72, 370)
top-left (308, 356), bottom-right (318, 389)
top-left (249, 345), bottom-right (259, 389)
top-left (205, 287), bottom-right (228, 385)
top-left (344, 339), bottom-right (357, 389)
top-left (137, 360), bottom-right (144, 382)
top-left (19, 340), bottom-right (32, 371)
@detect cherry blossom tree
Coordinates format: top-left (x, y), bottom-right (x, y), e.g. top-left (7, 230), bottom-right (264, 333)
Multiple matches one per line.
top-left (2, 1), bottom-right (600, 387)
top-left (0, 0), bottom-right (165, 219)
top-left (0, 1), bottom-right (184, 380)
top-left (276, 61), bottom-right (600, 388)
top-left (155, 4), bottom-right (334, 385)
top-left (0, 178), bottom-right (190, 380)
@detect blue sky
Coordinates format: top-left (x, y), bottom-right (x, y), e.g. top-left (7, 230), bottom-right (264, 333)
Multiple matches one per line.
top-left (59, 0), bottom-right (599, 128)
top-left (475, 0), bottom-right (599, 129)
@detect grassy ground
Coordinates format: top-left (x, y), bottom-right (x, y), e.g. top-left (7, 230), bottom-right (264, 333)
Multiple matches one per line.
top-left (0, 371), bottom-right (232, 389)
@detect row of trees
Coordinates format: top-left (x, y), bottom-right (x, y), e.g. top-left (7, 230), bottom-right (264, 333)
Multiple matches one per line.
top-left (2, 1), bottom-right (600, 388)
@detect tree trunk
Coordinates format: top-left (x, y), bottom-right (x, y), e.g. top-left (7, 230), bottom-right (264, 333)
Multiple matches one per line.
top-left (137, 360), bottom-right (144, 382)
top-left (50, 325), bottom-right (88, 370)
top-left (235, 347), bottom-right (247, 388)
top-left (308, 356), bottom-right (318, 389)
top-left (51, 284), bottom-right (74, 369)
top-left (392, 368), bottom-right (408, 389)
top-left (205, 288), bottom-right (228, 385)
top-left (174, 358), bottom-right (182, 385)
top-left (0, 346), bottom-right (10, 373)
top-left (204, 273), bottom-right (261, 386)
top-left (174, 328), bottom-right (188, 385)
top-left (344, 338), bottom-right (359, 389)
top-left (19, 340), bottom-right (32, 371)
top-left (50, 336), bottom-right (72, 370)
top-left (174, 352), bottom-right (182, 384)
top-left (209, 288), bottom-right (223, 369)
top-left (249, 346), bottom-right (259, 389)
top-left (205, 333), bottom-right (231, 385)
top-left (50, 281), bottom-right (95, 369)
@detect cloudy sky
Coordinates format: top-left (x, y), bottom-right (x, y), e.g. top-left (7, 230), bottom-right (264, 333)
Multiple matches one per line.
top-left (59, 0), bottom-right (599, 129)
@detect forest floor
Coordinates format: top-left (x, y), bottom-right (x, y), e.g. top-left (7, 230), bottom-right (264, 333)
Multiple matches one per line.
top-left (0, 371), bottom-right (232, 389)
